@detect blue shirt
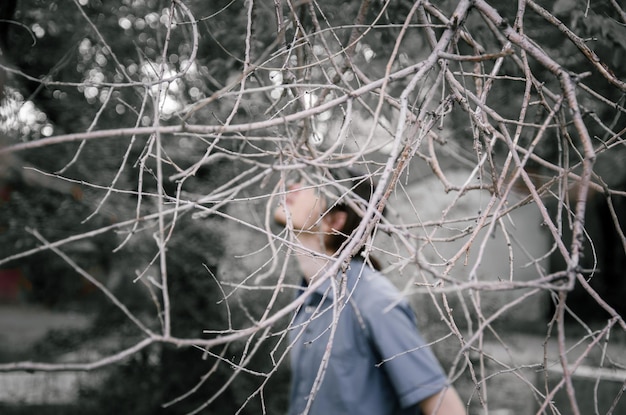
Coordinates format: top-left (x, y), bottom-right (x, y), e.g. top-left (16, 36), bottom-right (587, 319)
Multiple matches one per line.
top-left (287, 258), bottom-right (448, 415)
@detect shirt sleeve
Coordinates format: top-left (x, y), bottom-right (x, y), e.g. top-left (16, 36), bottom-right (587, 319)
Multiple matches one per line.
top-left (363, 294), bottom-right (448, 409)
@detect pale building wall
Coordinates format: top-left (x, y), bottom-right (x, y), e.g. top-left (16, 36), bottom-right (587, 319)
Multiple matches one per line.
top-left (379, 169), bottom-right (552, 329)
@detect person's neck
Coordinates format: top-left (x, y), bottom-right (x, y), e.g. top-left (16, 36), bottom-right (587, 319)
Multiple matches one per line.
top-left (294, 232), bottom-right (335, 283)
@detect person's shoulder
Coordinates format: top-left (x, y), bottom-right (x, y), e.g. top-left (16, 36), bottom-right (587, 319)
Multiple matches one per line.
top-left (348, 259), bottom-right (404, 307)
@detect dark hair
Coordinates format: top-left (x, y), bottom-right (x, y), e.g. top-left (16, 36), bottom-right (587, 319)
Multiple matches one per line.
top-left (325, 167), bottom-right (385, 270)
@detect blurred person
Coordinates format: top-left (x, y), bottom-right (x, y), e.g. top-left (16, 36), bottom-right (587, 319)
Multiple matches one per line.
top-left (274, 167), bottom-right (466, 415)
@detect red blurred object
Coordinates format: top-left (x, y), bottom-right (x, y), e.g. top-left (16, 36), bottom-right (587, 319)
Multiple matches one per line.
top-left (0, 268), bottom-right (27, 301)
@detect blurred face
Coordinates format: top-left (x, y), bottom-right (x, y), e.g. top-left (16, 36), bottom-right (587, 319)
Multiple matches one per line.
top-left (274, 181), bottom-right (326, 232)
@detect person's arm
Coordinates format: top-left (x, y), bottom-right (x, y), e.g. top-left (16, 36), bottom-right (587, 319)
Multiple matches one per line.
top-left (419, 387), bottom-right (467, 415)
